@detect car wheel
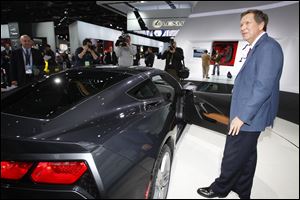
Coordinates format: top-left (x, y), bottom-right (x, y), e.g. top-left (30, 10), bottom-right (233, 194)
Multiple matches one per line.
top-left (150, 144), bottom-right (172, 199)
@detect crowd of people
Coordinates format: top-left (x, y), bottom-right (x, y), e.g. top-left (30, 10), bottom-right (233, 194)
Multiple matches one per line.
top-left (1, 34), bottom-right (160, 89)
top-left (1, 33), bottom-right (200, 90)
top-left (1, 35), bottom-right (74, 88)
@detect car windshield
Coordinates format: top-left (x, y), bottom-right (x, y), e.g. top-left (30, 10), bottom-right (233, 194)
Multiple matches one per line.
top-left (2, 70), bottom-right (131, 119)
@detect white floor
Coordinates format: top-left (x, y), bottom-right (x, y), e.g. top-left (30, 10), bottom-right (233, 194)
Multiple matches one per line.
top-left (168, 118), bottom-right (299, 199)
top-left (188, 74), bottom-right (236, 85)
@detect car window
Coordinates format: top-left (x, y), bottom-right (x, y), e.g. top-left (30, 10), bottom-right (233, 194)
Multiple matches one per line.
top-left (127, 79), bottom-right (161, 100)
top-left (197, 82), bottom-right (233, 94)
top-left (152, 75), bottom-right (175, 102)
top-left (1, 71), bottom-right (131, 119)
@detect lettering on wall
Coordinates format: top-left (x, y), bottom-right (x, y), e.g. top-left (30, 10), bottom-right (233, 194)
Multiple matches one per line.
top-left (152, 19), bottom-right (185, 29)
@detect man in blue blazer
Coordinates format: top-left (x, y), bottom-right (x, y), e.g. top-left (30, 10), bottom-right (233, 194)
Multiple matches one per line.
top-left (197, 10), bottom-right (284, 199)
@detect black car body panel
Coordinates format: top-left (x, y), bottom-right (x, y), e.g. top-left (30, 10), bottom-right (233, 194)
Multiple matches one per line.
top-left (1, 66), bottom-right (194, 199)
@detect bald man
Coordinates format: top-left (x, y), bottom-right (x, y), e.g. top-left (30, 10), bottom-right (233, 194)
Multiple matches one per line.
top-left (10, 35), bottom-right (44, 87)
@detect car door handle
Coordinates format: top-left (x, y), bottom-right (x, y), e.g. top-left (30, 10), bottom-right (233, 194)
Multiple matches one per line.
top-left (145, 101), bottom-right (161, 110)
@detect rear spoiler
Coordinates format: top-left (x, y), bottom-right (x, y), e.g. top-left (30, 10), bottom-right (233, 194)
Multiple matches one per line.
top-left (1, 138), bottom-right (91, 155)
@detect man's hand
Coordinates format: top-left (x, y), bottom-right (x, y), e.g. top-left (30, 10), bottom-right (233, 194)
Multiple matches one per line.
top-left (83, 45), bottom-right (89, 51)
top-left (228, 116), bottom-right (244, 136)
top-left (11, 81), bottom-right (18, 86)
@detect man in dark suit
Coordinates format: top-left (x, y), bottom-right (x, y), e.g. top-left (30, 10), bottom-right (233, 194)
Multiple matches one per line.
top-left (197, 9), bottom-right (283, 199)
top-left (10, 35), bottom-right (44, 87)
top-left (104, 46), bottom-right (118, 65)
top-left (144, 47), bottom-right (155, 67)
top-left (1, 43), bottom-right (12, 86)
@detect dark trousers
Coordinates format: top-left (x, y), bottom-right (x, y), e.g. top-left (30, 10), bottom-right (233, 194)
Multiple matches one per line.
top-left (20, 74), bottom-right (37, 87)
top-left (210, 131), bottom-right (261, 199)
top-left (166, 68), bottom-right (179, 82)
top-left (212, 64), bottom-right (220, 75)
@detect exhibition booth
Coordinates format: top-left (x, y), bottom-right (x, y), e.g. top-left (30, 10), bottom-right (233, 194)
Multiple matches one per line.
top-left (1, 1), bottom-right (299, 199)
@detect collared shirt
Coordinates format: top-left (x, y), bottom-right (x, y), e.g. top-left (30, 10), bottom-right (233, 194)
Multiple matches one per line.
top-left (241, 32), bottom-right (266, 61)
top-left (243, 32), bottom-right (266, 60)
top-left (248, 31), bottom-right (266, 49)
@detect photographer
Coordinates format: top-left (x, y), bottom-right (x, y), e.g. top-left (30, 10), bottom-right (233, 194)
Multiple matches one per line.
top-left (161, 40), bottom-right (184, 81)
top-left (115, 34), bottom-right (137, 67)
top-left (75, 38), bottom-right (98, 67)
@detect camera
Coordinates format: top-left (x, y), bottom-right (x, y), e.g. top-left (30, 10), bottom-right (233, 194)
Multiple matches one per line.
top-left (115, 34), bottom-right (128, 47)
top-left (88, 45), bottom-right (94, 50)
top-left (169, 46), bottom-right (174, 51)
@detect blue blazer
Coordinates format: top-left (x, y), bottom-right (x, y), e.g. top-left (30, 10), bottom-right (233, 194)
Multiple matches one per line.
top-left (230, 33), bottom-right (284, 132)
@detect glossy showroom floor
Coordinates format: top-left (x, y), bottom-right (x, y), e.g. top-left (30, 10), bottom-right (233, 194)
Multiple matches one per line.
top-left (167, 118), bottom-right (299, 199)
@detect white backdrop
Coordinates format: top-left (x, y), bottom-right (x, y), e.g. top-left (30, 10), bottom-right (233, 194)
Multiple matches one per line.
top-left (170, 2), bottom-right (299, 93)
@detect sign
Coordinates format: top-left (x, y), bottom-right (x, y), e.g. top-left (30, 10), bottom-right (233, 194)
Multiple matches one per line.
top-left (152, 19), bottom-right (185, 29)
top-left (8, 22), bottom-right (19, 38)
top-left (8, 22), bottom-right (20, 50)
top-left (134, 30), bottom-right (179, 37)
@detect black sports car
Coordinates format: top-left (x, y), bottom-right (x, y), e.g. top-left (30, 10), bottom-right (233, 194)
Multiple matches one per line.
top-left (1, 66), bottom-right (205, 199)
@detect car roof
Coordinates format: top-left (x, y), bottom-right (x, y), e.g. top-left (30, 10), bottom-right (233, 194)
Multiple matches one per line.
top-left (1, 66), bottom-right (167, 120)
top-left (73, 65), bottom-right (159, 76)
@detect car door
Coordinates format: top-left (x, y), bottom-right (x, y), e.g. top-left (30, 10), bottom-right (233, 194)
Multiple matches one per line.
top-left (183, 81), bottom-right (232, 134)
top-left (195, 82), bottom-right (232, 116)
top-left (151, 74), bottom-right (207, 134)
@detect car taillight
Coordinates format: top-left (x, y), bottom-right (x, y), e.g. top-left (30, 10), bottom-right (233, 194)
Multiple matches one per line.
top-left (144, 178), bottom-right (152, 199)
top-left (31, 161), bottom-right (87, 184)
top-left (1, 161), bottom-right (33, 180)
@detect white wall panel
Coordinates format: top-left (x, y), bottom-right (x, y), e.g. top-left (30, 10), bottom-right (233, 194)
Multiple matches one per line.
top-left (175, 3), bottom-right (299, 93)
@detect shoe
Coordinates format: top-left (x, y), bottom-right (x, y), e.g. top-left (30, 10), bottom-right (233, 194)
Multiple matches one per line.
top-left (206, 77), bottom-right (210, 79)
top-left (197, 187), bottom-right (227, 198)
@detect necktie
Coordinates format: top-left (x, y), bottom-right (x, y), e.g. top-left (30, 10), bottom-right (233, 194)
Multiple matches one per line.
top-left (246, 48), bottom-right (252, 58)
top-left (25, 49), bottom-right (30, 65)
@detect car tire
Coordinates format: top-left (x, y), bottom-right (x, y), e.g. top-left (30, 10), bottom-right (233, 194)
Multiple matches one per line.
top-left (149, 144), bottom-right (173, 199)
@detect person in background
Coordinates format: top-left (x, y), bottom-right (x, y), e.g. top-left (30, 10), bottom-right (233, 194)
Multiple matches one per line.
top-left (197, 9), bottom-right (284, 199)
top-left (201, 50), bottom-right (211, 79)
top-left (104, 46), bottom-right (118, 65)
top-left (211, 50), bottom-right (222, 76)
top-left (75, 38), bottom-right (98, 67)
top-left (1, 43), bottom-right (12, 86)
top-left (115, 34), bottom-right (137, 67)
top-left (10, 35), bottom-right (44, 87)
top-left (133, 47), bottom-right (140, 66)
top-left (161, 40), bottom-right (184, 81)
top-left (43, 44), bottom-right (57, 73)
top-left (61, 52), bottom-right (71, 69)
top-left (95, 41), bottom-right (104, 64)
top-left (144, 47), bottom-right (155, 67)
